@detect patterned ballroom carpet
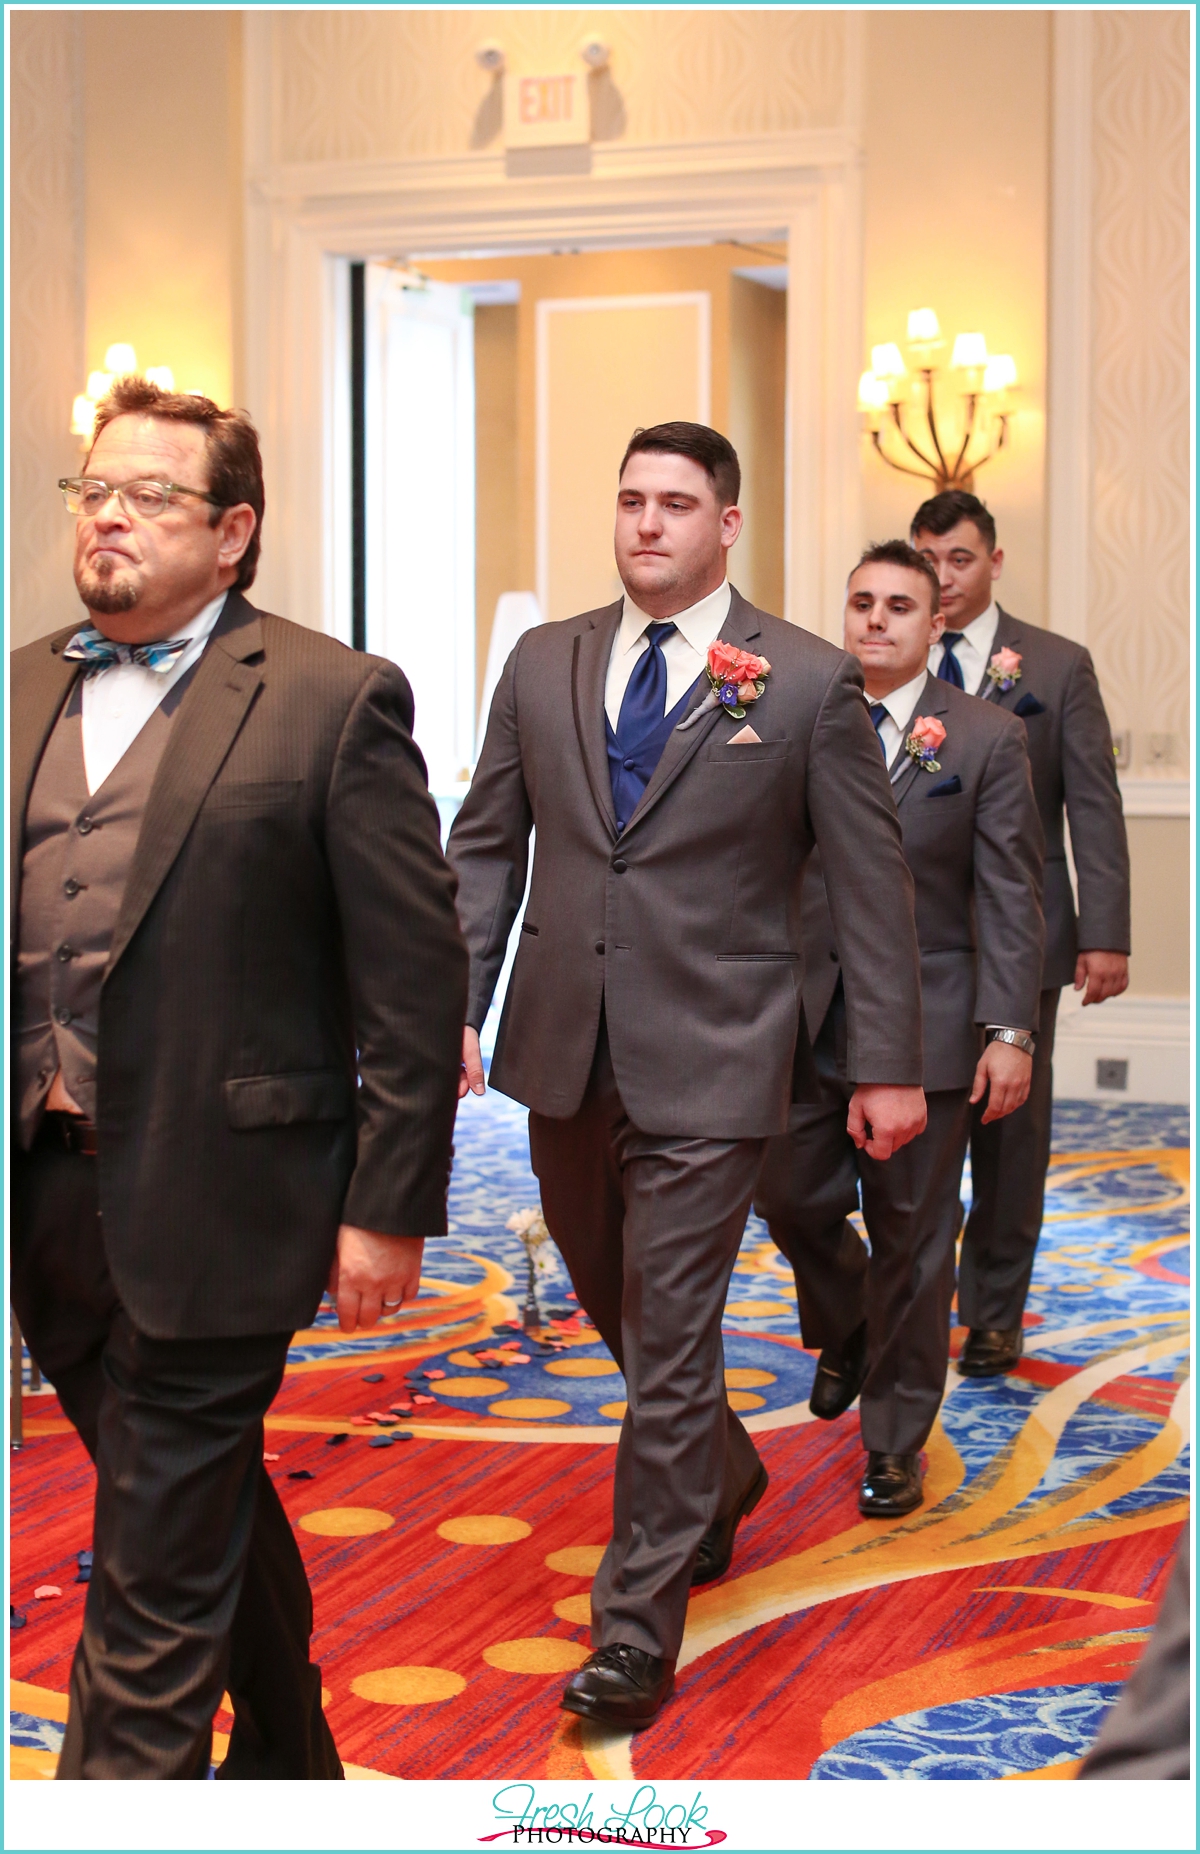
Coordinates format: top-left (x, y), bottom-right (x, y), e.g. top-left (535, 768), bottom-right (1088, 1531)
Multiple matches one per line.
top-left (9, 1092), bottom-right (1189, 1782)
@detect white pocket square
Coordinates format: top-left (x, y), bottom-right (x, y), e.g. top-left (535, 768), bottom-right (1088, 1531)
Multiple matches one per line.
top-left (726, 724), bottom-right (762, 745)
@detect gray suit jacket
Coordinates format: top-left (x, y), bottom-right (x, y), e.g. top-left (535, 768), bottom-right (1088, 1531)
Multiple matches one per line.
top-left (447, 587), bottom-right (923, 1139)
top-left (803, 675), bottom-right (1044, 1093)
top-left (10, 593), bottom-right (468, 1339)
top-left (978, 608), bottom-right (1129, 989)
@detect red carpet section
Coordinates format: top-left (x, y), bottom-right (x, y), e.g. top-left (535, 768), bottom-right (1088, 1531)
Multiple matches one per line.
top-left (9, 1094), bottom-right (1189, 1781)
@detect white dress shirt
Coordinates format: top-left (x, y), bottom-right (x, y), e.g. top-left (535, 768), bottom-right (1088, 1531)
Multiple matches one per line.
top-left (867, 669), bottom-right (931, 773)
top-left (604, 581), bottom-right (731, 730)
top-left (80, 591), bottom-right (227, 796)
top-left (927, 600), bottom-right (999, 696)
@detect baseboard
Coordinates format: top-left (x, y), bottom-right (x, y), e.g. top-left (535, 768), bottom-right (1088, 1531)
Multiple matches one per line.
top-left (1052, 992), bottom-right (1191, 1104)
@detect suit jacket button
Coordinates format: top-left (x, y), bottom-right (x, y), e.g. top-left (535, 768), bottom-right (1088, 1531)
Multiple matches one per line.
top-left (55, 1007), bottom-right (73, 1026)
top-left (77, 817), bottom-right (96, 835)
top-left (828, 949), bottom-right (838, 962)
top-left (612, 858), bottom-right (627, 873)
top-left (595, 942), bottom-right (605, 955)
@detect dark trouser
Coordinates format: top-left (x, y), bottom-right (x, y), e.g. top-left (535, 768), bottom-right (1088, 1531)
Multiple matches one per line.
top-left (528, 1022), bottom-right (765, 1662)
top-left (958, 985), bottom-right (1059, 1330)
top-left (753, 1012), bottom-right (971, 1457)
top-left (11, 1126), bottom-right (343, 1780)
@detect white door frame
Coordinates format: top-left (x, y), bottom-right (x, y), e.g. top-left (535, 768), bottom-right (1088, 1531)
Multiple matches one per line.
top-left (244, 20), bottom-right (863, 644)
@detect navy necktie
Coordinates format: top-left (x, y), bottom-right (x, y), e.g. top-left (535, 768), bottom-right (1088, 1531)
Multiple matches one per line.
top-left (610, 622), bottom-right (678, 832)
top-left (869, 701), bottom-right (889, 758)
top-left (938, 632), bottom-right (966, 689)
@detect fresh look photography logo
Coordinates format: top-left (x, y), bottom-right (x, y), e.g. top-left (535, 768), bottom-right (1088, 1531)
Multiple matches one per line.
top-left (480, 1784), bottom-right (727, 1847)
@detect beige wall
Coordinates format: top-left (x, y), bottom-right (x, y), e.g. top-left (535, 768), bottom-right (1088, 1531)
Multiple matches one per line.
top-left (729, 278), bottom-right (787, 619)
top-left (1126, 819), bottom-right (1190, 999)
top-left (861, 10), bottom-right (1050, 622)
top-left (473, 304), bottom-right (520, 709)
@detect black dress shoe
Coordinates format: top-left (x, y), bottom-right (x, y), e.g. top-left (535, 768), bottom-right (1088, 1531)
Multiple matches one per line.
top-left (690, 1461), bottom-right (769, 1586)
top-left (560, 1644), bottom-right (675, 1730)
top-left (957, 1326), bottom-right (1024, 1378)
top-left (809, 1320), bottom-right (868, 1420)
top-left (858, 1451), bottom-right (923, 1518)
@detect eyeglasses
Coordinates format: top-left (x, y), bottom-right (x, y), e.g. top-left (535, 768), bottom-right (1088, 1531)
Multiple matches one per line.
top-left (58, 477), bottom-right (222, 520)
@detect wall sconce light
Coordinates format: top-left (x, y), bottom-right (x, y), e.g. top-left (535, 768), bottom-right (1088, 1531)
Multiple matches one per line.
top-left (475, 41), bottom-right (505, 73)
top-left (70, 345), bottom-right (179, 441)
top-left (580, 37), bottom-right (610, 70)
top-left (858, 309), bottom-right (1018, 490)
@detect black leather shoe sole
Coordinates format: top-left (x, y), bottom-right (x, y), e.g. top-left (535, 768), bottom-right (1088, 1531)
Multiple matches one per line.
top-left (560, 1674), bottom-right (674, 1731)
top-left (690, 1461), bottom-right (769, 1586)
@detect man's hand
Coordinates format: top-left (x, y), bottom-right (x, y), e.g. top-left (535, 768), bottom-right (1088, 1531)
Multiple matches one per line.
top-left (459, 1026), bottom-right (486, 1100)
top-left (327, 1226), bottom-right (424, 1333)
top-left (1074, 950), bottom-right (1129, 1006)
top-left (847, 1084), bottom-right (927, 1160)
top-left (970, 1040), bottom-right (1033, 1123)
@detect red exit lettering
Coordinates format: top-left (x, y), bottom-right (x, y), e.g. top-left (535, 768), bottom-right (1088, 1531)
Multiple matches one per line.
top-left (518, 74), bottom-right (576, 126)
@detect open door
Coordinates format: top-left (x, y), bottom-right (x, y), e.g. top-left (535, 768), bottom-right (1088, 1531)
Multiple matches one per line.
top-left (363, 264), bottom-right (476, 791)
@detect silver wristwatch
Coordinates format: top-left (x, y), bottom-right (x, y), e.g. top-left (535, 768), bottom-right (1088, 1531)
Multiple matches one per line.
top-left (987, 1026), bottom-right (1036, 1055)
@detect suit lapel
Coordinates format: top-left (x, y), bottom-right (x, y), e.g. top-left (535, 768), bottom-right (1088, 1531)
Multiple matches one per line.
top-left (890, 673), bottom-right (947, 807)
top-left (978, 605), bottom-right (1023, 705)
top-left (622, 586), bottom-right (759, 835)
top-left (571, 602), bottom-right (622, 839)
top-left (10, 628), bottom-right (81, 902)
top-left (106, 593), bottom-right (265, 977)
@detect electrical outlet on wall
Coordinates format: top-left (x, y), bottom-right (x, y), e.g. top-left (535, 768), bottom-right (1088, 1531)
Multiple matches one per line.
top-left (1146, 733), bottom-right (1177, 768)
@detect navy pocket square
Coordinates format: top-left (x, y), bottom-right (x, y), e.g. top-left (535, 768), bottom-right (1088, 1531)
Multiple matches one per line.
top-left (1014, 692), bottom-right (1047, 718)
top-left (927, 775), bottom-right (962, 797)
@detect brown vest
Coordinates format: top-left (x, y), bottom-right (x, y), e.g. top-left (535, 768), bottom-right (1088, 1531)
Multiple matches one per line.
top-left (15, 675), bottom-right (190, 1146)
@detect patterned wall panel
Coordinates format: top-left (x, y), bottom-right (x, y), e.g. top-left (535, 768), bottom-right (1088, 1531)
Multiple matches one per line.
top-left (1088, 12), bottom-right (1191, 772)
top-left (269, 8), bottom-right (848, 166)
top-left (9, 14), bottom-right (86, 649)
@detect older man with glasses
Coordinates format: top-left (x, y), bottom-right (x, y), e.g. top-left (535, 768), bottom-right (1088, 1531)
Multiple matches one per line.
top-left (12, 377), bottom-right (467, 1777)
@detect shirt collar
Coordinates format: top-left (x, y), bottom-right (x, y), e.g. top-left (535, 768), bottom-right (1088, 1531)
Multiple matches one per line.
top-left (617, 580), bottom-right (731, 657)
top-left (868, 667), bottom-right (930, 735)
top-left (955, 599), bottom-right (999, 649)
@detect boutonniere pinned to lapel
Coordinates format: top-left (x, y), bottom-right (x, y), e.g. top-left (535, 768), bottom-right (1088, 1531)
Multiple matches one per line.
top-left (986, 646), bottom-right (1022, 692)
top-left (905, 714), bottom-right (946, 773)
top-left (676, 641), bottom-right (772, 731)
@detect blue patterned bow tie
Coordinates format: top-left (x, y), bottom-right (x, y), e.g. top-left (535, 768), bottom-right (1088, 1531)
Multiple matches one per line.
top-left (62, 626), bottom-right (191, 676)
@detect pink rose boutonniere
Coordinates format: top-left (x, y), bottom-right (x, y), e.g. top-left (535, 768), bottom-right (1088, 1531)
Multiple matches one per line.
top-left (987, 646), bottom-right (1022, 692)
top-left (676, 641), bottom-right (772, 730)
top-left (905, 714), bottom-right (947, 773)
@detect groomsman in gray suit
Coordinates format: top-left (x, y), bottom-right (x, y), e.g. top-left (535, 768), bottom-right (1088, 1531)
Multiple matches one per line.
top-left (755, 541), bottom-right (1044, 1516)
top-left (449, 424), bottom-right (925, 1728)
top-left (911, 491), bottom-right (1130, 1377)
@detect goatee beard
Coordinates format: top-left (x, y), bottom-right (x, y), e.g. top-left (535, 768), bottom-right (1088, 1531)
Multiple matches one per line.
top-left (76, 563), bottom-right (139, 615)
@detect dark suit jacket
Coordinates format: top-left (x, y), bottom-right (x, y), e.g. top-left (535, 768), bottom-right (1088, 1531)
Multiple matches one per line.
top-left (803, 675), bottom-right (1045, 1093)
top-left (447, 587), bottom-right (923, 1140)
top-left (978, 608), bottom-right (1129, 989)
top-left (10, 592), bottom-right (468, 1340)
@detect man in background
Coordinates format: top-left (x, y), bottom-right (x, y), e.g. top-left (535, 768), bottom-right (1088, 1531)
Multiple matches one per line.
top-left (911, 490), bottom-right (1130, 1380)
top-left (756, 542), bottom-right (1043, 1516)
top-left (11, 379), bottom-right (467, 1776)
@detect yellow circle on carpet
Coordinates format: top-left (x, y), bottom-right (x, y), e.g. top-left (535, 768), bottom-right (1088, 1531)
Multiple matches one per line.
top-left (437, 1515), bottom-right (532, 1545)
top-left (725, 1367), bottom-right (777, 1388)
top-left (552, 1594), bottom-right (593, 1625)
top-left (545, 1545), bottom-right (605, 1576)
top-left (488, 1398), bottom-right (572, 1419)
top-left (727, 1299), bottom-right (792, 1318)
top-left (598, 1401), bottom-right (628, 1420)
top-left (351, 1666), bottom-right (466, 1705)
top-left (543, 1358), bottom-right (620, 1378)
top-left (437, 1376), bottom-right (510, 1398)
top-left (447, 1349), bottom-right (479, 1367)
top-left (298, 1507), bottom-right (395, 1537)
top-left (483, 1638), bottom-right (590, 1674)
top-left (727, 1391), bottom-right (766, 1411)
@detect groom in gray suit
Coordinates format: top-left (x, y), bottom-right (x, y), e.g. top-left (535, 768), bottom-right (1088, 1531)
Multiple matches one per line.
top-left (755, 542), bottom-right (1045, 1517)
top-left (911, 491), bottom-right (1130, 1378)
top-left (448, 423), bottom-right (925, 1728)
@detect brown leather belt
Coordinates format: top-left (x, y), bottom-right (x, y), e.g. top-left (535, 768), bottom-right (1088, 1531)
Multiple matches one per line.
top-left (41, 1111), bottom-right (99, 1157)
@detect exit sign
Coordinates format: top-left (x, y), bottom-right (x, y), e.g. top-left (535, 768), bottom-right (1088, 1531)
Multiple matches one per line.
top-left (504, 70), bottom-right (590, 148)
